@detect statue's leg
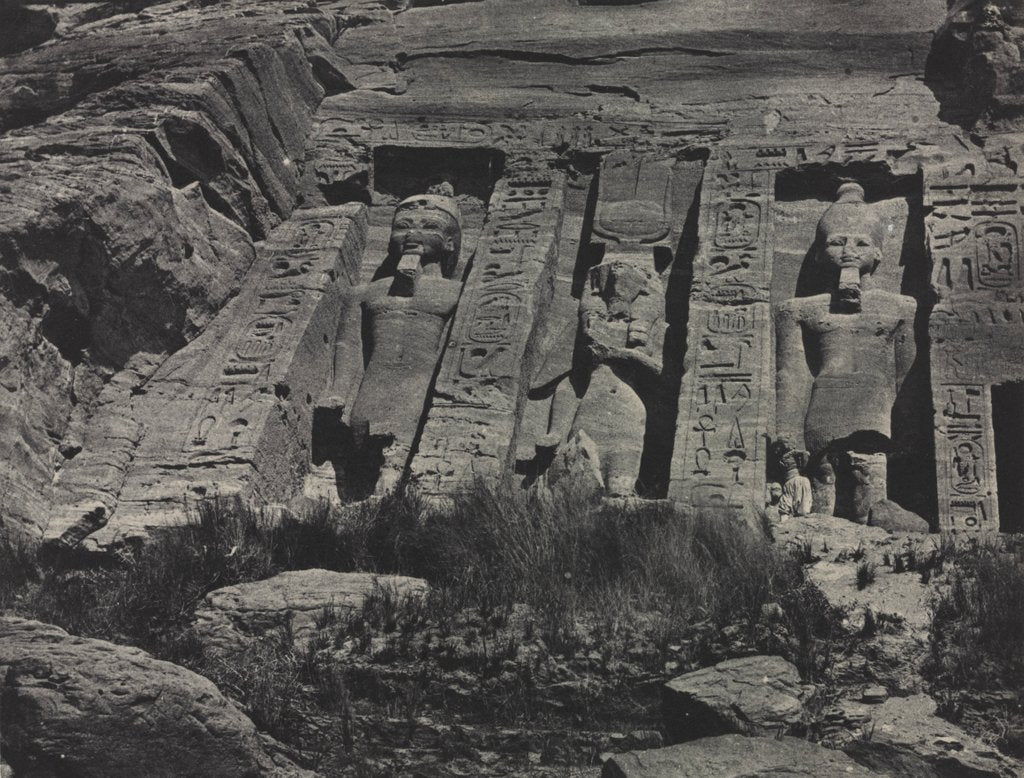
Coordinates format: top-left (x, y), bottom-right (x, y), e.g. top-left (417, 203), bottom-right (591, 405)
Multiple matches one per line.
top-left (571, 363), bottom-right (645, 497)
top-left (809, 452), bottom-right (837, 516)
top-left (848, 451), bottom-right (887, 523)
top-left (374, 426), bottom-right (416, 496)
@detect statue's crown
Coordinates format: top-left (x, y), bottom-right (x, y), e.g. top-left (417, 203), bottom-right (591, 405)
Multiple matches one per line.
top-left (395, 182), bottom-right (462, 227)
top-left (817, 182), bottom-right (885, 248)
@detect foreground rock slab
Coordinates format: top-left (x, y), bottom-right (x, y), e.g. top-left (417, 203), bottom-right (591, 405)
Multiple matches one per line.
top-left (663, 655), bottom-right (809, 741)
top-left (193, 569), bottom-right (429, 655)
top-left (845, 694), bottom-right (1020, 778)
top-left (0, 617), bottom-right (309, 777)
top-left (602, 734), bottom-right (876, 777)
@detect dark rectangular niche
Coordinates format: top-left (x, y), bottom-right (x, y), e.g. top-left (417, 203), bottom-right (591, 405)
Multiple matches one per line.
top-left (372, 146), bottom-right (505, 205)
top-left (992, 381), bottom-right (1024, 532)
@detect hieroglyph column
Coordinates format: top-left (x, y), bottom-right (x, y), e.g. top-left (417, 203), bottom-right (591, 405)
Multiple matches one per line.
top-left (669, 154), bottom-right (775, 514)
top-left (410, 163), bottom-right (567, 493)
top-left (926, 168), bottom-right (1024, 531)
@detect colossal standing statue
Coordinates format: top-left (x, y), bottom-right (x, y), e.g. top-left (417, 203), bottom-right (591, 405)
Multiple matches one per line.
top-left (316, 186), bottom-right (462, 494)
top-left (541, 253), bottom-right (666, 497)
top-left (774, 183), bottom-right (917, 521)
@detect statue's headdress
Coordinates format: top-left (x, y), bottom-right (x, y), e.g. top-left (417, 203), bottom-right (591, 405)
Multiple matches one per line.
top-left (394, 182), bottom-right (462, 228)
top-left (816, 182), bottom-right (885, 253)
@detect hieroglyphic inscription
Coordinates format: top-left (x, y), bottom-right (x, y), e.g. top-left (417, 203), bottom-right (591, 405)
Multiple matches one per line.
top-left (935, 384), bottom-right (995, 531)
top-left (676, 303), bottom-right (770, 511)
top-left (410, 164), bottom-right (567, 493)
top-left (926, 170), bottom-right (1024, 529)
top-left (109, 206), bottom-right (367, 529)
top-left (694, 162), bottom-right (774, 304)
top-left (669, 152), bottom-right (776, 510)
top-left (184, 215), bottom-right (360, 457)
top-left (926, 173), bottom-right (1024, 302)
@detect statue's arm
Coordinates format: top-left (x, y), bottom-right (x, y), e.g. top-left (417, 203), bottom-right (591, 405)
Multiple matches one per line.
top-left (894, 298), bottom-right (918, 392)
top-left (774, 303), bottom-right (813, 445)
top-left (538, 375), bottom-right (578, 449)
top-left (319, 286), bottom-right (366, 413)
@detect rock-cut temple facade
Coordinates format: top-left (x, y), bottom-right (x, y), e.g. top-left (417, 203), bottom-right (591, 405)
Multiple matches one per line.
top-left (5, 0), bottom-right (1024, 545)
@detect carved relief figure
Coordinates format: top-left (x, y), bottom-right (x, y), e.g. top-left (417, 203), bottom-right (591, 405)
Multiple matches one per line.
top-left (542, 253), bottom-right (666, 497)
top-left (774, 183), bottom-right (917, 522)
top-left (317, 186), bottom-right (462, 494)
top-left (769, 440), bottom-right (813, 517)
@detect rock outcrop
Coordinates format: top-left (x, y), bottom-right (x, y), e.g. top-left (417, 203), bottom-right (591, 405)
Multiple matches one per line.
top-left (0, 617), bottom-right (311, 777)
top-left (0, 0), bottom-right (352, 542)
top-left (662, 655), bottom-right (810, 742)
top-left (845, 694), bottom-right (1020, 778)
top-left (1, 0), bottom-right (960, 542)
top-left (193, 569), bottom-right (429, 656)
top-left (601, 734), bottom-right (876, 777)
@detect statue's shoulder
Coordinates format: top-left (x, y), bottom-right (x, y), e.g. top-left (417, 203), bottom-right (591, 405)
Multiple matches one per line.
top-left (775, 294), bottom-right (827, 319)
top-left (864, 289), bottom-right (918, 316)
top-left (356, 278), bottom-right (391, 299)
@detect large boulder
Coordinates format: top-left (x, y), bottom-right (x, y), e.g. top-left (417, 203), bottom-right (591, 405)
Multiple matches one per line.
top-left (0, 617), bottom-right (310, 777)
top-left (602, 734), bottom-right (877, 777)
top-left (193, 569), bottom-right (429, 656)
top-left (845, 694), bottom-right (1020, 778)
top-left (662, 655), bottom-right (810, 742)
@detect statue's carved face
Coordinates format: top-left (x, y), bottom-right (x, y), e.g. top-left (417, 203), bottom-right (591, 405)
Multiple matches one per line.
top-left (389, 208), bottom-right (459, 266)
top-left (820, 229), bottom-right (882, 276)
top-left (593, 260), bottom-right (653, 317)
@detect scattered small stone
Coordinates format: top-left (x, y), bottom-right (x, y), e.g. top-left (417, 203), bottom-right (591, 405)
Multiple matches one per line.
top-left (861, 685), bottom-right (889, 703)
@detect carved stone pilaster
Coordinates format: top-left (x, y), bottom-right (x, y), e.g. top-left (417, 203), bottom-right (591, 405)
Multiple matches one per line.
top-left (49, 206), bottom-right (367, 544)
top-left (925, 168), bottom-right (1024, 530)
top-left (410, 163), bottom-right (567, 493)
top-left (669, 155), bottom-right (776, 513)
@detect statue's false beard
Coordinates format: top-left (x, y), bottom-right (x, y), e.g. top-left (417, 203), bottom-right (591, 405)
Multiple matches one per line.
top-left (835, 266), bottom-right (862, 313)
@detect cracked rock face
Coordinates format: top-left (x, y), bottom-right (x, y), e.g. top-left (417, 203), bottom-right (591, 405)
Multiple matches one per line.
top-left (0, 617), bottom-right (311, 777)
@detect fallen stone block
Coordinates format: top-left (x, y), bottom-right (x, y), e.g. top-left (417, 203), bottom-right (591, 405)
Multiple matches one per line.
top-left (663, 655), bottom-right (810, 742)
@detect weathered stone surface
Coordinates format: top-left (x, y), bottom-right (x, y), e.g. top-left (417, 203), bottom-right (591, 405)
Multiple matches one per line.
top-left (662, 655), bottom-right (809, 742)
top-left (45, 205), bottom-right (366, 545)
top-left (0, 1), bottom-right (349, 540)
top-left (0, 617), bottom-right (310, 777)
top-left (313, 188), bottom-right (465, 497)
top-left (774, 513), bottom-right (935, 630)
top-left (0, 1), bottom-right (55, 56)
top-left (11, 0), bottom-right (1024, 535)
top-left (927, 1), bottom-right (1024, 128)
top-left (193, 570), bottom-right (429, 656)
top-left (602, 734), bottom-right (876, 778)
top-left (868, 499), bottom-right (931, 533)
top-left (845, 694), bottom-right (1019, 778)
top-left (410, 164), bottom-right (568, 494)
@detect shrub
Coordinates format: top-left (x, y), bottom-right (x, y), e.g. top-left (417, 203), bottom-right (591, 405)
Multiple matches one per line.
top-left (0, 531), bottom-right (39, 611)
top-left (855, 561), bottom-right (876, 590)
top-left (416, 480), bottom-right (805, 659)
top-left (927, 541), bottom-right (1024, 692)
